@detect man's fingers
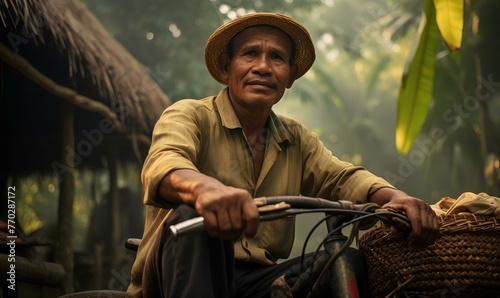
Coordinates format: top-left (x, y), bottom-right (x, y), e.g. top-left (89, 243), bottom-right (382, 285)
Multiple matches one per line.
top-left (216, 209), bottom-right (248, 240)
top-left (203, 211), bottom-right (219, 238)
top-left (198, 197), bottom-right (259, 240)
top-left (243, 202), bottom-right (259, 238)
top-left (408, 204), bottom-right (440, 247)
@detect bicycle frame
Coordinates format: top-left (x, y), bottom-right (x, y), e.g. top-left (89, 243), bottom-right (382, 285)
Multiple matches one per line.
top-left (169, 196), bottom-right (410, 298)
top-left (289, 214), bottom-right (361, 298)
top-left (327, 215), bottom-right (360, 298)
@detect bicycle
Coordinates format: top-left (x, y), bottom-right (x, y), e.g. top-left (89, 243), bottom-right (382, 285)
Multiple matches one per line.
top-left (58, 196), bottom-right (410, 298)
top-left (170, 196), bottom-right (411, 298)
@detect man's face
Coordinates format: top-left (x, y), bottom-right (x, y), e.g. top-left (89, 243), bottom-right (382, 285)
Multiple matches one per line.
top-left (220, 26), bottom-right (298, 110)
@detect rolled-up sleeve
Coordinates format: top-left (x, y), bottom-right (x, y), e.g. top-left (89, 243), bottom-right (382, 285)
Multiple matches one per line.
top-left (141, 100), bottom-right (203, 208)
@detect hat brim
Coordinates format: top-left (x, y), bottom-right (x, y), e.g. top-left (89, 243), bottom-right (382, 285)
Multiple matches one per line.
top-left (204, 12), bottom-right (315, 85)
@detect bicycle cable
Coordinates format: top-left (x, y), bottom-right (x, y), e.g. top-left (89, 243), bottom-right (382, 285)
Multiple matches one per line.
top-left (301, 209), bottom-right (410, 297)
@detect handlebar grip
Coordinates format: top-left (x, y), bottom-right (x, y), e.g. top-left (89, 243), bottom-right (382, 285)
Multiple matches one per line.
top-left (169, 216), bottom-right (204, 240)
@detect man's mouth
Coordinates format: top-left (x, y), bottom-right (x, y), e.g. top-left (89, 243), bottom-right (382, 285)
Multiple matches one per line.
top-left (246, 79), bottom-right (277, 89)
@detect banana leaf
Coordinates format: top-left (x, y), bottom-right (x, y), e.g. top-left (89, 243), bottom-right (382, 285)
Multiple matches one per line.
top-left (395, 0), bottom-right (440, 154)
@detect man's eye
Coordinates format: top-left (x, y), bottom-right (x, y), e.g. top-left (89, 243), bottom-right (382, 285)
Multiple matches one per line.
top-left (244, 51), bottom-right (257, 57)
top-left (272, 54), bottom-right (285, 61)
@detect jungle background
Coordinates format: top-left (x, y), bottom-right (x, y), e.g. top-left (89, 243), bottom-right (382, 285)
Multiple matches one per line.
top-left (3, 0), bottom-right (499, 294)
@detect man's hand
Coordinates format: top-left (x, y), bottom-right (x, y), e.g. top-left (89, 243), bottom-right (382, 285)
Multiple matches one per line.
top-left (158, 169), bottom-right (260, 240)
top-left (194, 185), bottom-right (259, 240)
top-left (369, 188), bottom-right (440, 248)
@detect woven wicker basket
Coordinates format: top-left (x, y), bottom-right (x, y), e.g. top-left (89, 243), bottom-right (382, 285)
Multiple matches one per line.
top-left (359, 213), bottom-right (500, 298)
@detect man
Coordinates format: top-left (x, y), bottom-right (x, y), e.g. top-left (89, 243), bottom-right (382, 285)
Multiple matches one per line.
top-left (127, 12), bottom-right (439, 298)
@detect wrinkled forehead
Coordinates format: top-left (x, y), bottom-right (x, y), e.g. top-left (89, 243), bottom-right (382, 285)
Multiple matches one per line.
top-left (227, 25), bottom-right (295, 55)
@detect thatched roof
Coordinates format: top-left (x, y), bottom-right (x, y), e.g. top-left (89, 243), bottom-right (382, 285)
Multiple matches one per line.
top-left (0, 0), bottom-right (170, 176)
top-left (0, 2), bottom-right (170, 291)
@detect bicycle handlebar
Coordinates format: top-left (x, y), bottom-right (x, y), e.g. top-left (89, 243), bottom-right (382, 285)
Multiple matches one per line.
top-left (169, 196), bottom-right (411, 239)
top-left (254, 196), bottom-right (355, 210)
top-left (168, 196), bottom-right (411, 298)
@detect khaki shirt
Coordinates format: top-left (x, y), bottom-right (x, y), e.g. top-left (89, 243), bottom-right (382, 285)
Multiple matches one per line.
top-left (127, 88), bottom-right (394, 297)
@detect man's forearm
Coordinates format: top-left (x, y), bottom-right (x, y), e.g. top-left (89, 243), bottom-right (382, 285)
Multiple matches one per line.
top-left (157, 169), bottom-right (223, 205)
top-left (368, 187), bottom-right (407, 206)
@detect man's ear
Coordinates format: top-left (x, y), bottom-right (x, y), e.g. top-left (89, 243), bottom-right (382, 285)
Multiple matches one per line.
top-left (286, 64), bottom-right (298, 88)
top-left (218, 53), bottom-right (230, 83)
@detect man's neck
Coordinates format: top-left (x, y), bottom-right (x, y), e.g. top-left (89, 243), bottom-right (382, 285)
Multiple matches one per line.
top-left (229, 101), bottom-right (271, 136)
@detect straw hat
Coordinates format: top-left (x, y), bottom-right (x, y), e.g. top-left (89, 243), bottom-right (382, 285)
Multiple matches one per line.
top-left (204, 12), bottom-right (316, 85)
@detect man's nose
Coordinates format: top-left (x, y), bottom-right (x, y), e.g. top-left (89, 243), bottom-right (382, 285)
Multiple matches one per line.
top-left (252, 55), bottom-right (272, 75)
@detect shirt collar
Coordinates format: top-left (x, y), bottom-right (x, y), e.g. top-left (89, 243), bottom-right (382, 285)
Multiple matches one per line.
top-left (268, 110), bottom-right (295, 145)
top-left (215, 88), bottom-right (241, 129)
top-left (215, 87), bottom-right (295, 144)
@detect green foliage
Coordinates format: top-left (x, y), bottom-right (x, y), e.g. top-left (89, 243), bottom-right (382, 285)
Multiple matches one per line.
top-left (390, 0), bottom-right (500, 198)
top-left (83, 0), bottom-right (322, 101)
top-left (396, 0), bottom-right (439, 155)
top-left (277, 1), bottom-right (413, 178)
top-left (14, 166), bottom-right (142, 252)
top-left (15, 173), bottom-right (92, 251)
